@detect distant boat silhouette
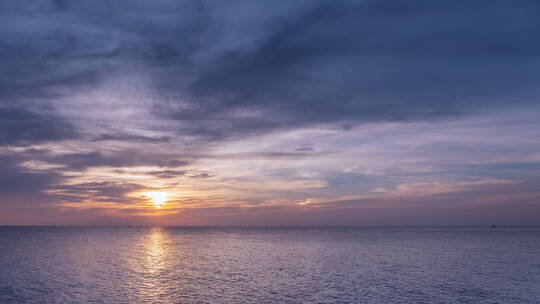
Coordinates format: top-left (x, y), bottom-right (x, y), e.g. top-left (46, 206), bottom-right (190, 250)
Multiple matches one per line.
top-left (490, 225), bottom-right (496, 228)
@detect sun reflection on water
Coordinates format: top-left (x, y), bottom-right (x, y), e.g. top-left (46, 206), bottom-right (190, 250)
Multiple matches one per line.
top-left (146, 227), bottom-right (167, 270)
top-left (139, 227), bottom-right (172, 301)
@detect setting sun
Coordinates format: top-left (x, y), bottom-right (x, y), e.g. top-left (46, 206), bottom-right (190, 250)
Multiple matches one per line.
top-left (144, 191), bottom-right (168, 207)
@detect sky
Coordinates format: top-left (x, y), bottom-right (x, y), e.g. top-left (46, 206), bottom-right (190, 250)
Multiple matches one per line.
top-left (1, 0), bottom-right (539, 226)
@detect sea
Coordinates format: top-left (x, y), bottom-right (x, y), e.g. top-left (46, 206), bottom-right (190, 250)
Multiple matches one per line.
top-left (0, 227), bottom-right (539, 304)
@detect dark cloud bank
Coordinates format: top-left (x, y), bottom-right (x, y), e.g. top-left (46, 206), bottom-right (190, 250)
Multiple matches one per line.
top-left (2, 0), bottom-right (539, 142)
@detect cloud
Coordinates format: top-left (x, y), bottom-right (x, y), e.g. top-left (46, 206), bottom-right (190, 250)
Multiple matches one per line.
top-left (165, 0), bottom-right (540, 139)
top-left (46, 151), bottom-right (191, 170)
top-left (295, 143), bottom-right (315, 152)
top-left (371, 188), bottom-right (389, 193)
top-left (0, 107), bottom-right (76, 145)
top-left (305, 179), bottom-right (530, 209)
top-left (50, 181), bottom-right (145, 204)
top-left (141, 178), bottom-right (540, 226)
top-left (0, 154), bottom-right (63, 206)
top-left (145, 170), bottom-right (187, 179)
top-left (1, 0), bottom-right (539, 145)
top-left (91, 133), bottom-right (171, 143)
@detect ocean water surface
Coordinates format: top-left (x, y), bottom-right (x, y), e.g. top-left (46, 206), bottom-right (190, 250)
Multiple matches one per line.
top-left (0, 227), bottom-right (539, 303)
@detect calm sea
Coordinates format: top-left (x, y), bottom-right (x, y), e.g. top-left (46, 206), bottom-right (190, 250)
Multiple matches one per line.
top-left (0, 227), bottom-right (539, 303)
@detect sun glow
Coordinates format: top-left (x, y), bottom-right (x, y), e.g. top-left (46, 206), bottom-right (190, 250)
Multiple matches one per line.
top-left (144, 191), bottom-right (168, 207)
